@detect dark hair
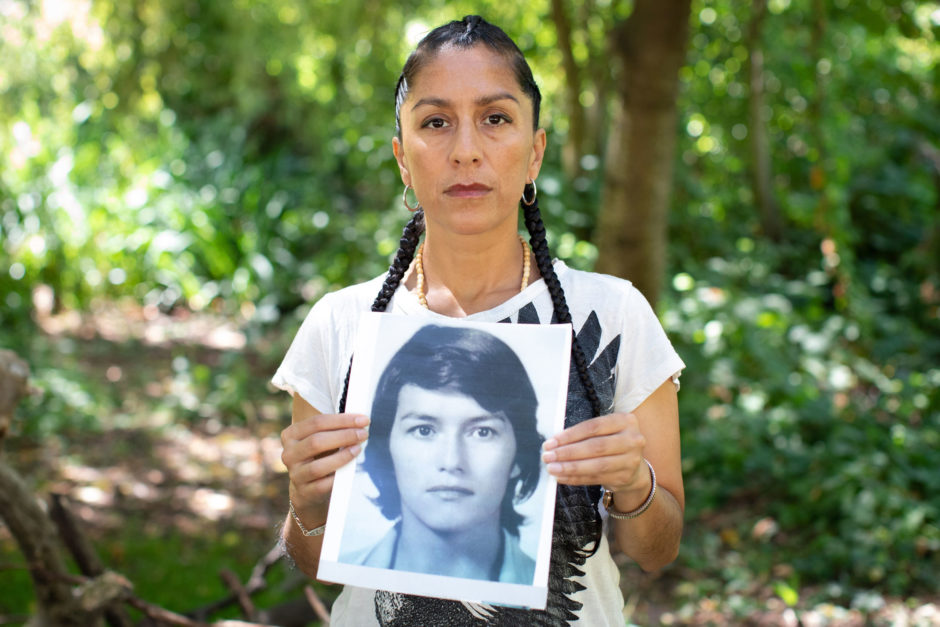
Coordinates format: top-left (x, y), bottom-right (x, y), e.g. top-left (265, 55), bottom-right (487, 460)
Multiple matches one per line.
top-left (394, 15), bottom-right (542, 136)
top-left (338, 14), bottom-right (605, 555)
top-left (361, 325), bottom-right (543, 535)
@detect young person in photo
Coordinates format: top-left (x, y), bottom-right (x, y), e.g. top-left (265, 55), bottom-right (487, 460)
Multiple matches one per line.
top-left (338, 324), bottom-right (542, 585)
top-left (275, 15), bottom-right (686, 625)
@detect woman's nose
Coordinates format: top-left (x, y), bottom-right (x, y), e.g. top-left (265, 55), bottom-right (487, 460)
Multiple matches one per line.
top-left (449, 123), bottom-right (482, 165)
top-left (437, 433), bottom-right (465, 472)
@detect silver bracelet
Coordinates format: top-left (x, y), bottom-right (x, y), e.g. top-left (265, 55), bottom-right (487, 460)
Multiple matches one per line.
top-left (289, 498), bottom-right (326, 537)
top-left (602, 459), bottom-right (657, 520)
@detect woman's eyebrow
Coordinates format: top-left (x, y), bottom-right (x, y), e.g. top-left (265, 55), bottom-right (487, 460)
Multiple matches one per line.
top-left (396, 413), bottom-right (440, 423)
top-left (411, 92), bottom-right (520, 111)
top-left (462, 414), bottom-right (509, 426)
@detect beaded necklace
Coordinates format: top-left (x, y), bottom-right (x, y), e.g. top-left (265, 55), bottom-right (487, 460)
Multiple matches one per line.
top-left (413, 234), bottom-right (531, 309)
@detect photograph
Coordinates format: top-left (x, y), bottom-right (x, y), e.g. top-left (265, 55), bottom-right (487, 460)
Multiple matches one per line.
top-left (317, 313), bottom-right (572, 609)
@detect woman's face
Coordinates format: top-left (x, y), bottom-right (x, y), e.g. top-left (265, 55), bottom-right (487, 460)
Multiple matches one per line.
top-left (388, 384), bottom-right (518, 534)
top-left (392, 45), bottom-right (546, 238)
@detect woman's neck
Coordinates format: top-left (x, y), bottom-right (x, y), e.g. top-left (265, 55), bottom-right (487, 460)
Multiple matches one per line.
top-left (394, 516), bottom-right (503, 580)
top-left (406, 228), bottom-right (540, 316)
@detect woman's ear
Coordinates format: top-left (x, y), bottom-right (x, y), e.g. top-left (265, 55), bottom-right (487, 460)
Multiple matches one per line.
top-left (526, 128), bottom-right (547, 183)
top-left (510, 463), bottom-right (525, 501)
top-left (392, 136), bottom-right (412, 187)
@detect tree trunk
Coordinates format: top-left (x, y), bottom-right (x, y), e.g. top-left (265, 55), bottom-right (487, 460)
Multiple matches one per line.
top-left (747, 0), bottom-right (784, 241)
top-left (0, 349), bottom-right (30, 441)
top-left (595, 0), bottom-right (692, 307)
top-left (550, 0), bottom-right (587, 179)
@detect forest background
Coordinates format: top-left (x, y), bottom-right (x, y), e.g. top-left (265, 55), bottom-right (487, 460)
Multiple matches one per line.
top-left (1, 0), bottom-right (938, 625)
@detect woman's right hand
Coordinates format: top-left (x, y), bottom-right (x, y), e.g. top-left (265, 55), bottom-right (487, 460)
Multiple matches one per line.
top-left (280, 394), bottom-right (370, 520)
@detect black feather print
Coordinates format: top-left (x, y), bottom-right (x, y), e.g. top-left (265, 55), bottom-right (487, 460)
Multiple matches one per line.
top-left (374, 308), bottom-right (621, 626)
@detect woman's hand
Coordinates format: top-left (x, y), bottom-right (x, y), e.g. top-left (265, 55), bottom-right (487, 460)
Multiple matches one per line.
top-left (280, 395), bottom-right (370, 520)
top-left (541, 412), bottom-right (650, 498)
top-left (543, 380), bottom-right (685, 571)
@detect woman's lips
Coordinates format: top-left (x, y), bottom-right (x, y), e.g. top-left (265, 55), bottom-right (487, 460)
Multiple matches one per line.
top-left (445, 183), bottom-right (491, 198)
top-left (427, 485), bottom-right (474, 500)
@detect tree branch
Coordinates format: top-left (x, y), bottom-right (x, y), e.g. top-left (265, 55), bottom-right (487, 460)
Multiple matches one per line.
top-left (0, 461), bottom-right (84, 625)
top-left (220, 568), bottom-right (257, 620)
top-left (48, 493), bottom-right (135, 627)
top-left (303, 585), bottom-right (331, 625)
top-left (0, 349), bottom-right (30, 444)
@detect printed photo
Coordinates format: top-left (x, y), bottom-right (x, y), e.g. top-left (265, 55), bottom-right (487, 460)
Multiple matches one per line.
top-left (317, 313), bottom-right (572, 609)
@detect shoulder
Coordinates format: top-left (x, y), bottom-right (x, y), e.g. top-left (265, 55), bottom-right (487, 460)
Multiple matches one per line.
top-left (557, 261), bottom-right (638, 298)
top-left (312, 274), bottom-right (388, 313)
top-left (498, 530), bottom-right (536, 585)
top-left (340, 525), bottom-right (398, 568)
top-left (555, 261), bottom-right (650, 320)
top-left (296, 273), bottom-right (390, 331)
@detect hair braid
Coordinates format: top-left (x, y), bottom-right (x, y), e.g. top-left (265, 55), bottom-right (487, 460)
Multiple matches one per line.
top-left (338, 210), bottom-right (425, 412)
top-left (371, 210), bottom-right (425, 313)
top-left (523, 192), bottom-right (606, 560)
top-left (522, 196), bottom-right (603, 418)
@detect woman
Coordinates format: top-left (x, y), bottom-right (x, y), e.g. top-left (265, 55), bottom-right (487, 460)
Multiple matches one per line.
top-left (275, 15), bottom-right (685, 626)
top-left (339, 324), bottom-right (543, 585)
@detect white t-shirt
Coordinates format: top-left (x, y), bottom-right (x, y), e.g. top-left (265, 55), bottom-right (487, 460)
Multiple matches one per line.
top-left (273, 260), bottom-right (685, 626)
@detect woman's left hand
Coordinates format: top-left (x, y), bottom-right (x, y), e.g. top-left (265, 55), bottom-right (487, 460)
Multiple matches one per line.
top-left (541, 412), bottom-right (650, 495)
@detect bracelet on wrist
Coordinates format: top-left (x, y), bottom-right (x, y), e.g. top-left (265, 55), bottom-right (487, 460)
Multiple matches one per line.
top-left (602, 459), bottom-right (657, 520)
top-left (289, 498), bottom-right (326, 537)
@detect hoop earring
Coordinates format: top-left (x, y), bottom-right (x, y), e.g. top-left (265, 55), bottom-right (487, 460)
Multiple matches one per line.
top-left (522, 179), bottom-right (537, 206)
top-left (402, 184), bottom-right (421, 212)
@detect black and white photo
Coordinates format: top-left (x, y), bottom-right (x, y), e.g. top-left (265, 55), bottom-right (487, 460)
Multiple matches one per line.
top-left (317, 313), bottom-right (571, 609)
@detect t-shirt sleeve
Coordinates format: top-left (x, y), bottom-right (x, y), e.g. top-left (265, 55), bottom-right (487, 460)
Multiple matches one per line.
top-left (271, 293), bottom-right (340, 413)
top-left (612, 285), bottom-right (685, 414)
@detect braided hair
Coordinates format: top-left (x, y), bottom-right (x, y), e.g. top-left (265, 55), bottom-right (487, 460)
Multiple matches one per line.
top-left (522, 188), bottom-right (603, 417)
top-left (337, 209), bottom-right (425, 411)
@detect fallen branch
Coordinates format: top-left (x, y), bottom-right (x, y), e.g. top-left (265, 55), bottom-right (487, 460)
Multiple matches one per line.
top-left (49, 493), bottom-right (134, 627)
top-left (0, 461), bottom-right (86, 625)
top-left (73, 571), bottom-right (134, 612)
top-left (304, 585), bottom-right (331, 625)
top-left (0, 350), bottom-right (295, 626)
top-left (187, 543), bottom-right (283, 620)
top-left (244, 543), bottom-right (284, 593)
top-left (126, 596), bottom-right (276, 627)
top-left (220, 568), bottom-right (256, 620)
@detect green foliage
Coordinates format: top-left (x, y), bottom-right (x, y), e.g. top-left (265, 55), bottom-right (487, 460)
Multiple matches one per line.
top-left (663, 0), bottom-right (940, 598)
top-left (0, 0), bottom-right (598, 325)
top-left (666, 251), bottom-right (939, 596)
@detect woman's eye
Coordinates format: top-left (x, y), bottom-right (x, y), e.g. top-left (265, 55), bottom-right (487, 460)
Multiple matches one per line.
top-left (472, 426), bottom-right (497, 439)
top-left (485, 114), bottom-right (509, 126)
top-left (423, 117), bottom-right (448, 129)
top-left (408, 425), bottom-right (435, 437)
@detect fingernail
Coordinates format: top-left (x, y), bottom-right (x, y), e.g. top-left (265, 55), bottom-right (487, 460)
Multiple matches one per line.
top-left (356, 429), bottom-right (369, 441)
top-left (349, 444), bottom-right (362, 456)
top-left (543, 438), bottom-right (558, 451)
top-left (355, 415), bottom-right (370, 427)
top-left (547, 462), bottom-right (562, 474)
top-left (542, 451), bottom-right (556, 463)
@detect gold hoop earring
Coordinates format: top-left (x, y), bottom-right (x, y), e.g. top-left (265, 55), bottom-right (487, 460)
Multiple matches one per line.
top-left (402, 184), bottom-right (421, 212)
top-left (522, 179), bottom-right (537, 206)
